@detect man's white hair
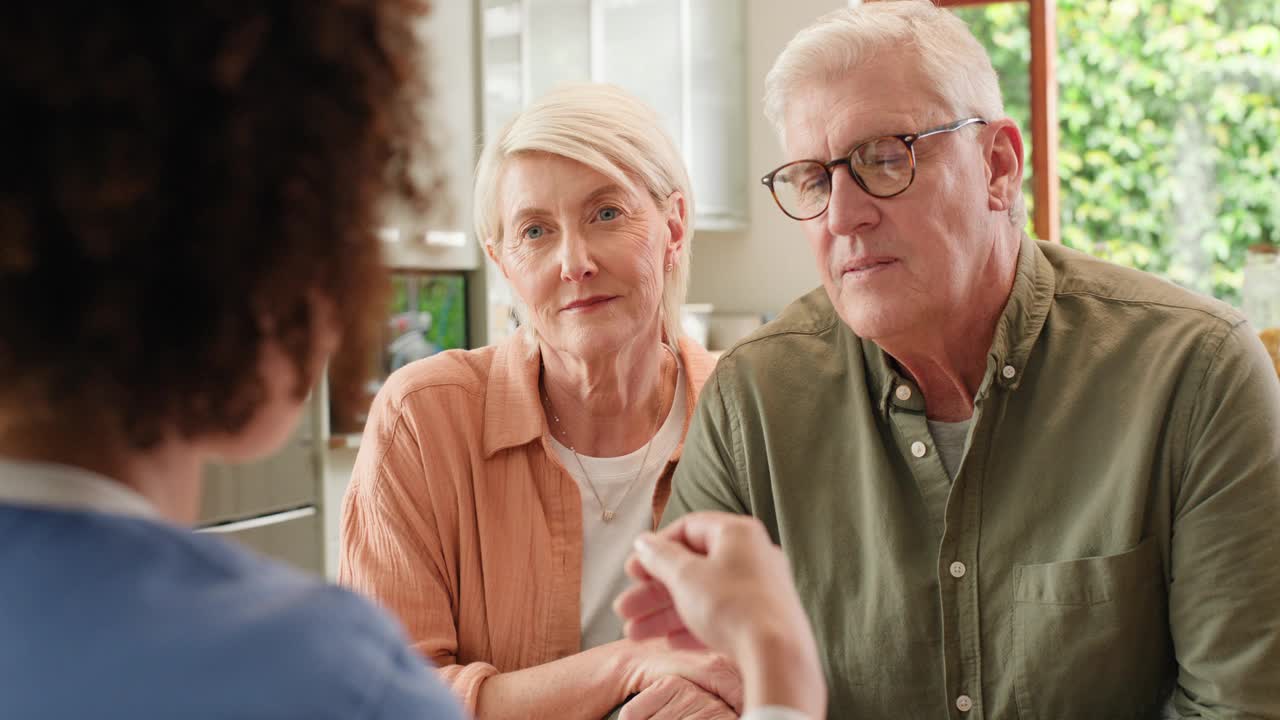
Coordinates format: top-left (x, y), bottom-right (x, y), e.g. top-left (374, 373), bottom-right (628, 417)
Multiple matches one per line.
top-left (474, 83), bottom-right (693, 344)
top-left (764, 0), bottom-right (1025, 227)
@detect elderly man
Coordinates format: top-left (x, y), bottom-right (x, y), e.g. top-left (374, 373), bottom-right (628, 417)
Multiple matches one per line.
top-left (664, 2), bottom-right (1280, 718)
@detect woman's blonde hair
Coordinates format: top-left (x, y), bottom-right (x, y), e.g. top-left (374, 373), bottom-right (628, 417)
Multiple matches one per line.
top-left (763, 0), bottom-right (1025, 227)
top-left (474, 82), bottom-right (693, 343)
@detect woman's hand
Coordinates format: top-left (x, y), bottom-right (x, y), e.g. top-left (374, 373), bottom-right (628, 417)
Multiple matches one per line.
top-left (613, 512), bottom-right (826, 718)
top-left (616, 639), bottom-right (743, 714)
top-left (619, 675), bottom-right (737, 720)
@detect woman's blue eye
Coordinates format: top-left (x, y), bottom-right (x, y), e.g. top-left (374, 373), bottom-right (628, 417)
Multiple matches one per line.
top-left (522, 224), bottom-right (544, 240)
top-left (597, 206), bottom-right (620, 222)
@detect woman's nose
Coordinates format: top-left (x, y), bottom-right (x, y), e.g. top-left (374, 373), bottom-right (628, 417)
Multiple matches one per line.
top-left (558, 229), bottom-right (597, 283)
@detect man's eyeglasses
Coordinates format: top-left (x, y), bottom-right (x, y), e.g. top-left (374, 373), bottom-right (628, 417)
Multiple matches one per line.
top-left (761, 117), bottom-right (988, 221)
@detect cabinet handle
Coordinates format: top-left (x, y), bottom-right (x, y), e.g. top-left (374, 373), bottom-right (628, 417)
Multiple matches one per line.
top-left (196, 506), bottom-right (315, 534)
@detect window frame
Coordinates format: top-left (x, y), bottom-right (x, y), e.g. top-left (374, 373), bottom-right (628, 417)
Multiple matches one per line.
top-left (938, 0), bottom-right (1060, 243)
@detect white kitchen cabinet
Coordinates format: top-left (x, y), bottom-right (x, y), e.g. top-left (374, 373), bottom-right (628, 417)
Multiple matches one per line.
top-left (684, 0), bottom-right (748, 231)
top-left (594, 0), bottom-right (684, 144)
top-left (480, 0), bottom-right (748, 231)
top-left (378, 0), bottom-right (481, 271)
top-left (197, 392), bottom-right (325, 575)
top-left (528, 0), bottom-right (593, 98)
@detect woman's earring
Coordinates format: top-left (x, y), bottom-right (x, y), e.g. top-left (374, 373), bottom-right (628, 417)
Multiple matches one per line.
top-left (665, 261), bottom-right (674, 272)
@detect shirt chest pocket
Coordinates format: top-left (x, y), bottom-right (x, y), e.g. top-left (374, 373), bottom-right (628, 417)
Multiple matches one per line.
top-left (1012, 538), bottom-right (1174, 720)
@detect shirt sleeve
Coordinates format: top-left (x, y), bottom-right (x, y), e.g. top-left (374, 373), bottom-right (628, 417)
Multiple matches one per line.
top-left (1168, 319), bottom-right (1280, 717)
top-left (338, 398), bottom-right (498, 713)
top-left (739, 706), bottom-right (813, 720)
top-left (664, 369), bottom-right (752, 527)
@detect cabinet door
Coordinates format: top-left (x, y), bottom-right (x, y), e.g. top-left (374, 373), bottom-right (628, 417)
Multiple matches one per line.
top-left (199, 463), bottom-right (239, 525)
top-left (480, 0), bottom-right (749, 235)
top-left (198, 393), bottom-right (320, 525)
top-left (230, 438), bottom-right (317, 518)
top-left (197, 507), bottom-right (323, 575)
top-left (687, 0), bottom-right (747, 230)
top-left (594, 0), bottom-right (686, 149)
top-left (594, 0), bottom-right (747, 230)
top-left (482, 1), bottom-right (525, 139)
top-left (527, 0), bottom-right (591, 98)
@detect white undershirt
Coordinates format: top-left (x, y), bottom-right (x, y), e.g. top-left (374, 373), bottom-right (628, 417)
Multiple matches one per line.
top-left (926, 417), bottom-right (973, 481)
top-left (549, 351), bottom-right (687, 650)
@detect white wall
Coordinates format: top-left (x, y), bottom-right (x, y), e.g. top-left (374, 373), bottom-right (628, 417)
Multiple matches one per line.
top-left (686, 0), bottom-right (845, 316)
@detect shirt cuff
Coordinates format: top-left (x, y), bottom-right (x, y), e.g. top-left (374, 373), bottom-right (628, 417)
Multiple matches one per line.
top-left (740, 706), bottom-right (812, 720)
top-left (435, 660), bottom-right (500, 713)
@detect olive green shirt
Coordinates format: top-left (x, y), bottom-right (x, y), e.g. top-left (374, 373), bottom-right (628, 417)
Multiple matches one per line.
top-left (666, 238), bottom-right (1280, 719)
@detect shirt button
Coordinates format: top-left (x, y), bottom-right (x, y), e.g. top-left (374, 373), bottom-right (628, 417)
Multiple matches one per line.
top-left (1002, 364), bottom-right (1017, 379)
top-left (910, 441), bottom-right (928, 458)
top-left (949, 561), bottom-right (967, 578)
top-left (895, 385), bottom-right (912, 401)
top-left (956, 694), bottom-right (974, 712)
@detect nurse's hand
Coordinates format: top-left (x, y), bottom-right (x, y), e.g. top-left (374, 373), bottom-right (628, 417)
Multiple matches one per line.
top-left (614, 512), bottom-right (826, 719)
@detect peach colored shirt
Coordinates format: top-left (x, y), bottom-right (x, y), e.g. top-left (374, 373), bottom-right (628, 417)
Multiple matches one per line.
top-left (338, 331), bottom-right (716, 712)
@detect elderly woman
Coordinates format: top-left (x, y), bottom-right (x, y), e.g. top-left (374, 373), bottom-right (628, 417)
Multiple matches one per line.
top-left (339, 83), bottom-right (738, 719)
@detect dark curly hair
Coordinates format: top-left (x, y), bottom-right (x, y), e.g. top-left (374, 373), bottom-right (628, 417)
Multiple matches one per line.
top-left (0, 1), bottom-right (439, 448)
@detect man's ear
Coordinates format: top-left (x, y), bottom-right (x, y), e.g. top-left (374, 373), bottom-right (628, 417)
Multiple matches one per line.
top-left (984, 119), bottom-right (1024, 213)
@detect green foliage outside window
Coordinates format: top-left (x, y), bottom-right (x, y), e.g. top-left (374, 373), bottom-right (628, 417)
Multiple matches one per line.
top-left (956, 0), bottom-right (1280, 303)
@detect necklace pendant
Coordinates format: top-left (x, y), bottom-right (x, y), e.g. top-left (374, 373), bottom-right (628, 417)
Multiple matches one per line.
top-left (602, 509), bottom-right (616, 522)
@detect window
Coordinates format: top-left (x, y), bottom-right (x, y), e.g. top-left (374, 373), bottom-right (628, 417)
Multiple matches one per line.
top-left (940, 0), bottom-right (1060, 245)
top-left (947, 0), bottom-right (1280, 303)
top-left (951, 2), bottom-right (1037, 237)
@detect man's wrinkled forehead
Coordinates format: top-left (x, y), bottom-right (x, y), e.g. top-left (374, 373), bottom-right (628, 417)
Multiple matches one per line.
top-left (781, 85), bottom-right (915, 161)
top-left (781, 60), bottom-right (953, 161)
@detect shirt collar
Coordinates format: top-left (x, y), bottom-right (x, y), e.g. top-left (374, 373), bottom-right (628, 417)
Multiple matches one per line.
top-left (864, 234), bottom-right (1056, 419)
top-left (0, 456), bottom-right (160, 520)
top-left (482, 328), bottom-right (545, 458)
top-left (987, 233), bottom-right (1056, 392)
top-left (481, 329), bottom-right (715, 460)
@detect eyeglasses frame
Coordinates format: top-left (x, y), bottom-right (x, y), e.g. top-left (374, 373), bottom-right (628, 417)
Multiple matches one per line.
top-left (760, 117), bottom-right (989, 221)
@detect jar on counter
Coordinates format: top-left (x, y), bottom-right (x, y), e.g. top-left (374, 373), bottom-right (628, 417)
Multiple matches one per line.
top-left (1243, 243), bottom-right (1280, 376)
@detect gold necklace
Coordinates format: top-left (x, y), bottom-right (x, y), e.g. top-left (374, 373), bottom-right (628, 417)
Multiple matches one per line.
top-left (542, 347), bottom-right (673, 523)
